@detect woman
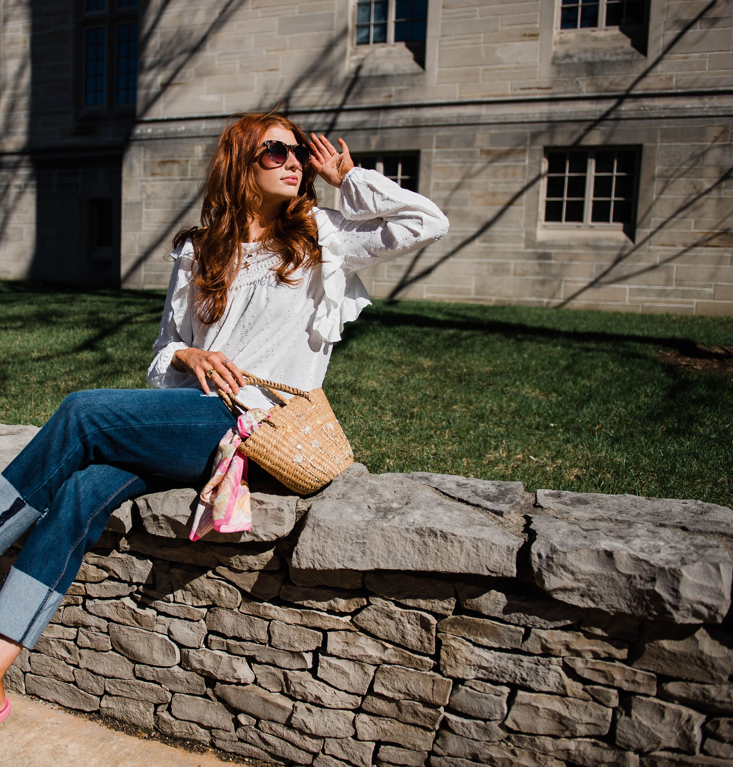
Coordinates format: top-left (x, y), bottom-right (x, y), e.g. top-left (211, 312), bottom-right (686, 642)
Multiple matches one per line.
top-left (0, 111), bottom-right (448, 719)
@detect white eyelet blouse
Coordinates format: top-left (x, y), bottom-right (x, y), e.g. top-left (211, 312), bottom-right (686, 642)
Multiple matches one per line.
top-left (147, 167), bottom-right (450, 411)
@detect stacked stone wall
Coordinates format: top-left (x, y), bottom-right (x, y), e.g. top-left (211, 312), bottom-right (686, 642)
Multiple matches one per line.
top-left (1, 424), bottom-right (733, 766)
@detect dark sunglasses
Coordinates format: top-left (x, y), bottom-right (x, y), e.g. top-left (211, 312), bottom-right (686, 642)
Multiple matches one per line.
top-left (261, 140), bottom-right (311, 168)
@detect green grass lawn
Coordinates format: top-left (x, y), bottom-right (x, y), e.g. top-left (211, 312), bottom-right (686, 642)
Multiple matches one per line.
top-left (1, 280), bottom-right (732, 507)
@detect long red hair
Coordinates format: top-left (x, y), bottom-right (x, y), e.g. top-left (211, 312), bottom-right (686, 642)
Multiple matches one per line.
top-left (174, 111), bottom-right (321, 324)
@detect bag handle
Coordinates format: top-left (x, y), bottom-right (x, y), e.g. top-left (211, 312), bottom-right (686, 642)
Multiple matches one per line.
top-left (216, 370), bottom-right (311, 417)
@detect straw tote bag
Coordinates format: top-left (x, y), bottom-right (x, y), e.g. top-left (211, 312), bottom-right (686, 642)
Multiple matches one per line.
top-left (217, 372), bottom-right (353, 495)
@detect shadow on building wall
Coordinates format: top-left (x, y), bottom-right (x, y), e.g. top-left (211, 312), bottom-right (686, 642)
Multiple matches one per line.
top-left (386, 0), bottom-right (732, 304)
top-left (3, 0), bottom-right (729, 299)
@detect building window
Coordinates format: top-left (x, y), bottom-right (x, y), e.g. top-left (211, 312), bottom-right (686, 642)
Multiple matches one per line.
top-left (353, 153), bottom-right (419, 192)
top-left (543, 149), bottom-right (639, 230)
top-left (85, 28), bottom-right (106, 106)
top-left (116, 23), bottom-right (137, 104)
top-left (88, 198), bottom-right (114, 261)
top-left (559, 0), bottom-right (645, 30)
top-left (356, 0), bottom-right (427, 46)
top-left (81, 0), bottom-right (138, 112)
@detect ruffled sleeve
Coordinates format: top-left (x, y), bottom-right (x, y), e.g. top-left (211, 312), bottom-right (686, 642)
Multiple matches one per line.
top-left (309, 167), bottom-right (449, 343)
top-left (146, 240), bottom-right (197, 389)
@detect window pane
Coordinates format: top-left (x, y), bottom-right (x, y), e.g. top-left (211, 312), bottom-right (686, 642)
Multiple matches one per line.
top-left (357, 3), bottom-right (372, 24)
top-left (85, 27), bottom-right (106, 106)
top-left (580, 3), bottom-right (599, 28)
top-left (566, 175), bottom-right (586, 198)
top-left (383, 156), bottom-right (399, 177)
top-left (593, 175), bottom-right (613, 198)
top-left (117, 0), bottom-right (138, 7)
top-left (565, 200), bottom-right (584, 221)
top-left (594, 151), bottom-right (614, 174)
top-left (612, 200), bottom-right (632, 223)
top-left (614, 175), bottom-right (634, 199)
top-left (394, 21), bottom-right (409, 42)
top-left (395, 0), bottom-right (410, 20)
top-left (372, 22), bottom-right (387, 42)
top-left (413, 0), bottom-right (428, 18)
top-left (546, 176), bottom-right (565, 198)
top-left (547, 153), bottom-right (566, 174)
top-left (355, 155), bottom-right (378, 170)
top-left (353, 153), bottom-right (419, 189)
top-left (86, 0), bottom-right (106, 12)
top-left (545, 200), bottom-right (564, 222)
top-left (117, 23), bottom-right (137, 104)
top-left (616, 150), bottom-right (637, 174)
top-left (560, 7), bottom-right (579, 29)
top-left (411, 19), bottom-right (427, 40)
top-left (356, 25), bottom-right (370, 44)
top-left (401, 154), bottom-right (418, 177)
top-left (373, 1), bottom-right (388, 22)
top-left (591, 200), bottom-right (611, 222)
top-left (567, 152), bottom-right (586, 174)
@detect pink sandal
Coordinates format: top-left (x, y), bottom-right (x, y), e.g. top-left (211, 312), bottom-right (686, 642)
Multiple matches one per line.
top-left (0, 698), bottom-right (10, 724)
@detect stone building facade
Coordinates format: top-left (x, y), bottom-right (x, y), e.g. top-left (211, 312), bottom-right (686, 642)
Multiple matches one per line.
top-left (1, 0), bottom-right (732, 315)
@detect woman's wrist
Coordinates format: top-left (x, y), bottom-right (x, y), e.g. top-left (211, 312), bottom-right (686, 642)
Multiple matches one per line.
top-left (171, 348), bottom-right (191, 372)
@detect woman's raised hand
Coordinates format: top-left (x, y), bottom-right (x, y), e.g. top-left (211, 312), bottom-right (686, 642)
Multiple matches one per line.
top-left (172, 348), bottom-right (245, 396)
top-left (310, 134), bottom-right (355, 188)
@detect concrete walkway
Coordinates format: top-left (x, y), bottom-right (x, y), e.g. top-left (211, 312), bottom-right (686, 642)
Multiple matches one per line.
top-left (0, 693), bottom-right (244, 767)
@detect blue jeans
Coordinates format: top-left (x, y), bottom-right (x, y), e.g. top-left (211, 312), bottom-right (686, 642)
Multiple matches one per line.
top-left (0, 388), bottom-right (235, 648)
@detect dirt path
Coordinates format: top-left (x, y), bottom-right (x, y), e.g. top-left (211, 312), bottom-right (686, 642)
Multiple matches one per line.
top-left (0, 694), bottom-right (246, 767)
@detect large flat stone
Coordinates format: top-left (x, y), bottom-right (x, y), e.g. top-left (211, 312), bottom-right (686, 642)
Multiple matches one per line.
top-left (456, 585), bottom-right (585, 629)
top-left (354, 600), bottom-right (437, 654)
top-left (135, 485), bottom-right (297, 542)
top-left (433, 732), bottom-right (562, 766)
top-left (564, 657), bottom-right (656, 695)
top-left (632, 624), bottom-right (733, 684)
top-left (659, 682), bottom-right (733, 715)
top-left (373, 664), bottom-right (452, 707)
top-left (290, 702), bottom-right (355, 739)
top-left (284, 670), bottom-right (361, 710)
top-left (361, 694), bottom-right (443, 729)
top-left (326, 629), bottom-right (434, 671)
top-left (355, 714), bottom-right (435, 751)
top-left (440, 635), bottom-right (586, 698)
top-left (448, 681), bottom-right (509, 721)
top-left (215, 683), bottom-right (293, 723)
top-left (392, 473), bottom-right (525, 516)
top-left (26, 674), bottom-right (100, 712)
top-left (529, 516), bottom-right (732, 623)
top-left (364, 572), bottom-right (456, 615)
top-left (507, 735), bottom-right (639, 767)
top-left (505, 691), bottom-right (612, 737)
top-left (536, 490), bottom-right (733, 539)
top-left (615, 696), bottom-right (705, 754)
top-left (291, 474), bottom-right (523, 577)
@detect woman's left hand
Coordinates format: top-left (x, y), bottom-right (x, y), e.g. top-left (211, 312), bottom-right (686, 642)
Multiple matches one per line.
top-left (310, 134), bottom-right (355, 188)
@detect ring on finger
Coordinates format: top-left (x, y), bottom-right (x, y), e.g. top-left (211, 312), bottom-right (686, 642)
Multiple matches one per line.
top-left (206, 368), bottom-right (216, 379)
top-left (223, 358), bottom-right (230, 365)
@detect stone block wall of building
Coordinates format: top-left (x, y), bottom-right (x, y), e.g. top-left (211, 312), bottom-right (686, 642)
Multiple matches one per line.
top-left (1, 0), bottom-right (732, 313)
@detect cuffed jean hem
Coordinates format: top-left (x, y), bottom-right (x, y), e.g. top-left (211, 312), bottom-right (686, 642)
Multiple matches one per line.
top-left (0, 474), bottom-right (42, 556)
top-left (0, 567), bottom-right (64, 649)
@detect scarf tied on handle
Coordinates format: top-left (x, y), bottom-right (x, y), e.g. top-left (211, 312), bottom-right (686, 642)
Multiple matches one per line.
top-left (189, 408), bottom-right (270, 541)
